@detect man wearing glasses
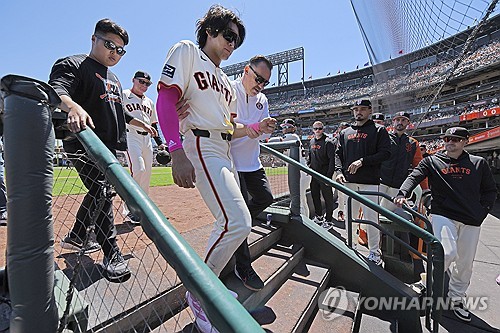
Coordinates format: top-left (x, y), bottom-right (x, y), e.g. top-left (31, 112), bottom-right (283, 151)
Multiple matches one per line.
top-left (50, 19), bottom-right (156, 282)
top-left (308, 121), bottom-right (336, 229)
top-left (230, 55), bottom-right (274, 292)
top-left (122, 71), bottom-right (165, 223)
top-left (156, 6), bottom-right (276, 332)
top-left (335, 99), bottom-right (391, 266)
top-left (394, 127), bottom-right (496, 322)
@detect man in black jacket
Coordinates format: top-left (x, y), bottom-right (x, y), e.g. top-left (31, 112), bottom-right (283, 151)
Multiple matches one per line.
top-left (308, 121), bottom-right (336, 229)
top-left (395, 127), bottom-right (497, 322)
top-left (50, 19), bottom-right (156, 282)
top-left (335, 99), bottom-right (391, 266)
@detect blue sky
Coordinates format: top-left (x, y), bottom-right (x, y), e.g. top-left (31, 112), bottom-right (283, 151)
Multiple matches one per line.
top-left (0, 0), bottom-right (369, 99)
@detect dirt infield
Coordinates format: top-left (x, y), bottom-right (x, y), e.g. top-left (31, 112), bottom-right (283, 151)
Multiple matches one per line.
top-left (0, 173), bottom-right (289, 268)
top-left (0, 185), bottom-right (213, 267)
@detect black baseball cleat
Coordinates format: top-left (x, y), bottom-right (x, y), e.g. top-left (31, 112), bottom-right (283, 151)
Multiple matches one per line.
top-left (452, 301), bottom-right (471, 322)
top-left (101, 252), bottom-right (131, 283)
top-left (126, 212), bottom-right (141, 225)
top-left (235, 265), bottom-right (264, 291)
top-left (61, 234), bottom-right (101, 254)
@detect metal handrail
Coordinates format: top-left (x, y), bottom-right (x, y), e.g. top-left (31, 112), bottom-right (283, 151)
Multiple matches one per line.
top-left (77, 128), bottom-right (264, 333)
top-left (261, 142), bottom-right (444, 333)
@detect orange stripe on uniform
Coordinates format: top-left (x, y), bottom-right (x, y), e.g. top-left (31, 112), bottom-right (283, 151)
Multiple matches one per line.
top-left (194, 136), bottom-right (230, 263)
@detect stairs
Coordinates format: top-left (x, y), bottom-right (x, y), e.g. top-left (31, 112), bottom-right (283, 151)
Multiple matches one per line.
top-left (87, 210), bottom-right (423, 333)
top-left (149, 219), bottom-right (362, 333)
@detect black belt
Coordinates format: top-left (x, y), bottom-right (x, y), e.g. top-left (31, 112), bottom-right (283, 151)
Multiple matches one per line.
top-left (127, 129), bottom-right (148, 136)
top-left (192, 129), bottom-right (232, 141)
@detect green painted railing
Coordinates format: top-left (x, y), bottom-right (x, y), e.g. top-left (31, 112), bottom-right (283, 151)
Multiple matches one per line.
top-left (76, 128), bottom-right (264, 333)
top-left (261, 142), bottom-right (444, 333)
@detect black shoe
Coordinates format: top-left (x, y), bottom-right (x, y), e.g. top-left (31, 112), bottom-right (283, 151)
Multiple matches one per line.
top-left (452, 301), bottom-right (471, 322)
top-left (101, 252), bottom-right (131, 282)
top-left (126, 212), bottom-right (140, 224)
top-left (60, 234), bottom-right (101, 254)
top-left (409, 281), bottom-right (426, 295)
top-left (235, 265), bottom-right (264, 291)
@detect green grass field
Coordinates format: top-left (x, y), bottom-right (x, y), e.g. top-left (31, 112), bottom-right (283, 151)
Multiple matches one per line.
top-left (52, 165), bottom-right (287, 196)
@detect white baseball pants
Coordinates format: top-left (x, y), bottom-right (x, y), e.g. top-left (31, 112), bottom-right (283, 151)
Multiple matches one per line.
top-left (183, 130), bottom-right (252, 277)
top-left (431, 214), bottom-right (481, 299)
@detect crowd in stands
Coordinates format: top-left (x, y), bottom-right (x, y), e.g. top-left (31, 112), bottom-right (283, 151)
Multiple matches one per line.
top-left (267, 39), bottom-right (500, 116)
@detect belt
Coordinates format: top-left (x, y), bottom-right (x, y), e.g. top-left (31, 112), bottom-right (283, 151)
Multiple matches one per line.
top-left (192, 129), bottom-right (232, 141)
top-left (127, 129), bottom-right (149, 136)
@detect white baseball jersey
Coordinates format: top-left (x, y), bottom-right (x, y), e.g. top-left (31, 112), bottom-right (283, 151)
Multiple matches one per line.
top-left (159, 40), bottom-right (236, 133)
top-left (158, 40), bottom-right (251, 277)
top-left (123, 89), bottom-right (157, 130)
top-left (122, 89), bottom-right (156, 201)
top-left (230, 79), bottom-right (270, 172)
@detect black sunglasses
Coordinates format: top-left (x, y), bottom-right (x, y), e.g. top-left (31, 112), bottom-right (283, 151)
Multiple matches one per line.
top-left (313, 127), bottom-right (323, 131)
top-left (443, 137), bottom-right (464, 143)
top-left (95, 35), bottom-right (126, 56)
top-left (249, 66), bottom-right (270, 87)
top-left (221, 29), bottom-right (241, 49)
top-left (137, 79), bottom-right (152, 87)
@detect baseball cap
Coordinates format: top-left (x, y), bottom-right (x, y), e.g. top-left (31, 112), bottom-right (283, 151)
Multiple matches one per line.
top-left (393, 111), bottom-right (411, 120)
top-left (280, 118), bottom-right (296, 128)
top-left (352, 99), bottom-right (372, 108)
top-left (372, 113), bottom-right (385, 121)
top-left (441, 127), bottom-right (470, 139)
top-left (134, 70), bottom-right (151, 81)
top-left (339, 121), bottom-right (350, 127)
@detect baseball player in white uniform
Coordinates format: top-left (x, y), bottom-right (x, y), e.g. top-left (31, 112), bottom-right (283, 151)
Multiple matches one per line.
top-left (123, 71), bottom-right (164, 223)
top-left (281, 118), bottom-right (311, 218)
top-left (155, 5), bottom-right (275, 332)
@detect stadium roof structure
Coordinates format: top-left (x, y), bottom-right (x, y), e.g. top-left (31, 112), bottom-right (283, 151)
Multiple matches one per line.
top-left (222, 47), bottom-right (304, 86)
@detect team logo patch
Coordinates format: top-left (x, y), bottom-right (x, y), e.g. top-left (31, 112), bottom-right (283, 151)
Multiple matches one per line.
top-left (256, 102), bottom-right (263, 110)
top-left (162, 64), bottom-right (176, 78)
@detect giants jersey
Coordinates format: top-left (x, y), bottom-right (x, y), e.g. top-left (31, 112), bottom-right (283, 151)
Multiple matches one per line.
top-left (122, 89), bottom-right (157, 131)
top-left (158, 40), bottom-right (236, 134)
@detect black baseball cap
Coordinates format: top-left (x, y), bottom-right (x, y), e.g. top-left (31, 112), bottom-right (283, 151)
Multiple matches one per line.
top-left (134, 70), bottom-right (151, 81)
top-left (339, 122), bottom-right (350, 127)
top-left (372, 113), bottom-right (384, 121)
top-left (441, 127), bottom-right (470, 139)
top-left (352, 99), bottom-right (372, 108)
top-left (280, 118), bottom-right (296, 127)
top-left (393, 111), bottom-right (411, 120)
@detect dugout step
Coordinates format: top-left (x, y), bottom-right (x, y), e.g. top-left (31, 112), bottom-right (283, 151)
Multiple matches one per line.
top-left (150, 226), bottom-right (288, 332)
top-left (226, 243), bottom-right (305, 310)
top-left (255, 259), bottom-right (331, 333)
top-left (308, 287), bottom-right (362, 333)
top-left (54, 269), bottom-right (89, 333)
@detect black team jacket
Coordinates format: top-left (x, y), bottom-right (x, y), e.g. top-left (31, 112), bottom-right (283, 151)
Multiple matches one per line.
top-left (308, 134), bottom-right (336, 178)
top-left (335, 120), bottom-right (391, 185)
top-left (398, 151), bottom-right (497, 226)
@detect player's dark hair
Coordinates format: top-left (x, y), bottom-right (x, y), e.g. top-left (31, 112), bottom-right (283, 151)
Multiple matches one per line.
top-left (249, 55), bottom-right (273, 71)
top-left (94, 18), bottom-right (129, 45)
top-left (196, 5), bottom-right (245, 49)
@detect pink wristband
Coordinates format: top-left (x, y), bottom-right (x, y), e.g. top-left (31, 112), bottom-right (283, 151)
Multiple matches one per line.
top-left (248, 122), bottom-right (261, 132)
